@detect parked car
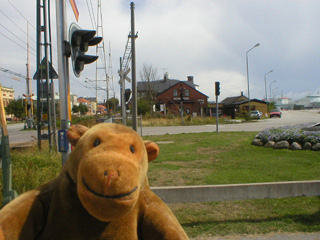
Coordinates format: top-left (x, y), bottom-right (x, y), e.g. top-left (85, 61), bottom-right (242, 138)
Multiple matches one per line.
top-left (270, 109), bottom-right (282, 118)
top-left (250, 110), bottom-right (261, 119)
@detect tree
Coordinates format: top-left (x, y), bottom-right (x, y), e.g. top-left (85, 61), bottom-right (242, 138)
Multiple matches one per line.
top-left (78, 103), bottom-right (88, 115)
top-left (106, 97), bottom-right (119, 112)
top-left (139, 63), bottom-right (160, 114)
top-left (138, 98), bottom-right (151, 115)
top-left (5, 98), bottom-right (25, 120)
top-left (72, 105), bottom-right (80, 113)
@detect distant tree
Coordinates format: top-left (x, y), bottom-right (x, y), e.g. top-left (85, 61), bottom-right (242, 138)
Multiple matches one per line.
top-left (106, 97), bottom-right (119, 112)
top-left (268, 101), bottom-right (276, 111)
top-left (5, 98), bottom-right (25, 120)
top-left (72, 105), bottom-right (80, 113)
top-left (138, 98), bottom-right (151, 116)
top-left (139, 63), bottom-right (160, 114)
top-left (79, 103), bottom-right (88, 115)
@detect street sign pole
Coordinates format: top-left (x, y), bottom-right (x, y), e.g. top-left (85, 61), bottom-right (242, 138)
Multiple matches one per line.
top-left (56, 0), bottom-right (70, 164)
top-left (130, 2), bottom-right (138, 131)
top-left (216, 95), bottom-right (219, 133)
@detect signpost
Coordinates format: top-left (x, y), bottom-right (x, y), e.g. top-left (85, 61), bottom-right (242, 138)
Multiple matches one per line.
top-left (215, 82), bottom-right (220, 133)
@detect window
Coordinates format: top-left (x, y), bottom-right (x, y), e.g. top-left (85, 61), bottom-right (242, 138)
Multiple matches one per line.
top-left (173, 89), bottom-right (178, 97)
top-left (185, 89), bottom-right (190, 97)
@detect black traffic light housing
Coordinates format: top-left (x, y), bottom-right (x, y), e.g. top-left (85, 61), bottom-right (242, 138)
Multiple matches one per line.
top-left (215, 81), bottom-right (220, 96)
top-left (69, 22), bottom-right (103, 77)
top-left (124, 89), bottom-right (132, 103)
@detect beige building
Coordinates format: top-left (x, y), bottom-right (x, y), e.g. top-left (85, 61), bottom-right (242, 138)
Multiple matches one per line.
top-left (1, 86), bottom-right (14, 107)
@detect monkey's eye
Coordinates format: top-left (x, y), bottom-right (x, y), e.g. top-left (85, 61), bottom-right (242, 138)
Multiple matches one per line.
top-left (94, 138), bottom-right (101, 147)
top-left (130, 145), bottom-right (135, 153)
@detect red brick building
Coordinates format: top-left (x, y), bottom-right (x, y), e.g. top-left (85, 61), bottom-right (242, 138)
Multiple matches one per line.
top-left (138, 75), bottom-right (208, 116)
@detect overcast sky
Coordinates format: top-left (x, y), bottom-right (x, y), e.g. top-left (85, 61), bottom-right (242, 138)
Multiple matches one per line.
top-left (0, 0), bottom-right (319, 102)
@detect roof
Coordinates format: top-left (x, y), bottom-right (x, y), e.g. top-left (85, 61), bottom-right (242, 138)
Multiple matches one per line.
top-left (77, 98), bottom-right (92, 104)
top-left (157, 81), bottom-right (208, 98)
top-left (137, 78), bottom-right (198, 94)
top-left (221, 95), bottom-right (267, 106)
top-left (221, 95), bottom-right (248, 105)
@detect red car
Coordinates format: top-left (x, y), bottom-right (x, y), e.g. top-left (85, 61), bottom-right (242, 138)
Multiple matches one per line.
top-left (270, 109), bottom-right (282, 118)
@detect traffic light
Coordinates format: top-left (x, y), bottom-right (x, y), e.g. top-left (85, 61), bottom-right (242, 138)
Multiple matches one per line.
top-left (215, 81), bottom-right (220, 96)
top-left (180, 92), bottom-right (184, 101)
top-left (124, 89), bottom-right (132, 103)
top-left (69, 22), bottom-right (103, 77)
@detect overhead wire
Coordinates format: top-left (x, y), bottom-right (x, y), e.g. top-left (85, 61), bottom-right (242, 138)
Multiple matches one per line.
top-left (7, 0), bottom-right (37, 30)
top-left (0, 10), bottom-right (37, 45)
top-left (0, 23), bottom-right (37, 53)
top-left (0, 32), bottom-right (36, 57)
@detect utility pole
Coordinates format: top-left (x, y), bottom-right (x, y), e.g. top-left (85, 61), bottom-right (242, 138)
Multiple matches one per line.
top-left (130, 2), bottom-right (138, 131)
top-left (119, 57), bottom-right (126, 125)
top-left (56, 0), bottom-right (70, 164)
top-left (26, 23), bottom-right (33, 128)
top-left (95, 0), bottom-right (108, 119)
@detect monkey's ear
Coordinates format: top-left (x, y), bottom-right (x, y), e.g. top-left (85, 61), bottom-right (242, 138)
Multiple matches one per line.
top-left (67, 124), bottom-right (88, 146)
top-left (144, 141), bottom-right (159, 162)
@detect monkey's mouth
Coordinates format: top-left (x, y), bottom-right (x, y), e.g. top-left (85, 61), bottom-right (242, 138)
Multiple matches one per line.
top-left (82, 177), bottom-right (138, 199)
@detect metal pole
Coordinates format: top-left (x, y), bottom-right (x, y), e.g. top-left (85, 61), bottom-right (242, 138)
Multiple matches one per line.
top-left (216, 95), bottom-right (219, 133)
top-left (120, 57), bottom-right (126, 125)
top-left (43, 0), bottom-right (52, 150)
top-left (130, 2), bottom-right (138, 131)
top-left (56, 0), bottom-right (70, 164)
top-left (48, 0), bottom-right (57, 150)
top-left (246, 43), bottom-right (260, 116)
top-left (246, 52), bottom-right (250, 115)
top-left (180, 101), bottom-right (184, 125)
top-left (36, 0), bottom-right (41, 149)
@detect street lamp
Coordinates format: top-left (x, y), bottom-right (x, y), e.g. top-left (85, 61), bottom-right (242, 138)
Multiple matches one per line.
top-left (270, 80), bottom-right (276, 102)
top-left (246, 43), bottom-right (260, 115)
top-left (264, 70), bottom-right (273, 102)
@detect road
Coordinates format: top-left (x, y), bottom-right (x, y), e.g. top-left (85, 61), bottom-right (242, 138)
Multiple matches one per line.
top-left (6, 109), bottom-right (320, 143)
top-left (141, 109), bottom-right (320, 136)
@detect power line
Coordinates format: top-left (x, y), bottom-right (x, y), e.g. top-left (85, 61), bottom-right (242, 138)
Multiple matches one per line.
top-left (7, 0), bottom-right (37, 30)
top-left (0, 10), bottom-right (37, 44)
top-left (0, 32), bottom-right (36, 57)
top-left (0, 24), bottom-right (37, 53)
top-left (86, 0), bottom-right (95, 30)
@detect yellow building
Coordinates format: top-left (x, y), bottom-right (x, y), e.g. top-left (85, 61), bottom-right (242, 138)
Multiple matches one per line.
top-left (1, 86), bottom-right (14, 108)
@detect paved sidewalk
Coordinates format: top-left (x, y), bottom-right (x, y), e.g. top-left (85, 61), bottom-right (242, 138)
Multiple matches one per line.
top-left (192, 232), bottom-right (320, 240)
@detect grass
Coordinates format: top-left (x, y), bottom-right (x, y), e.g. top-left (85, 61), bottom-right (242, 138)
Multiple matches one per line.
top-left (0, 132), bottom-right (319, 238)
top-left (144, 132), bottom-right (320, 238)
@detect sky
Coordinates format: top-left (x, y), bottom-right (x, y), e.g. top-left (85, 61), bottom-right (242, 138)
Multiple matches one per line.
top-left (0, 0), bottom-right (320, 103)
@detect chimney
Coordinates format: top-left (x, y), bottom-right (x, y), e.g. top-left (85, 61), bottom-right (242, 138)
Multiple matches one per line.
top-left (187, 76), bottom-right (194, 83)
top-left (164, 72), bottom-right (169, 82)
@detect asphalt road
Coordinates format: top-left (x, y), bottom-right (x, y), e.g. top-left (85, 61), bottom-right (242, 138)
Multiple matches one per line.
top-left (141, 109), bottom-right (320, 136)
top-left (6, 109), bottom-right (320, 143)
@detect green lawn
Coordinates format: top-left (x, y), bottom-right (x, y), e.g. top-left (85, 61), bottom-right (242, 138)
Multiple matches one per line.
top-left (1, 131), bottom-right (319, 238)
top-left (144, 132), bottom-right (320, 238)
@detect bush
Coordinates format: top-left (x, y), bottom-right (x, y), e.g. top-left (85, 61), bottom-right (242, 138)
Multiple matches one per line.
top-left (256, 124), bottom-right (320, 144)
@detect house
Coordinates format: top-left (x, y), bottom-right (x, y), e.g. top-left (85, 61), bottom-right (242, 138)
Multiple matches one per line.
top-left (137, 74), bottom-right (208, 116)
top-left (77, 97), bottom-right (96, 115)
top-left (97, 104), bottom-right (108, 114)
top-left (221, 93), bottom-right (268, 118)
top-left (1, 86), bottom-right (14, 108)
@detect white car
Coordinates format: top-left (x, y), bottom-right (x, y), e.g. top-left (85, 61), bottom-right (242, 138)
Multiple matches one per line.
top-left (250, 111), bottom-right (261, 119)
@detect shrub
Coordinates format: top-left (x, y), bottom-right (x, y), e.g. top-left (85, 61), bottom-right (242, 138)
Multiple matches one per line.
top-left (257, 124), bottom-right (320, 145)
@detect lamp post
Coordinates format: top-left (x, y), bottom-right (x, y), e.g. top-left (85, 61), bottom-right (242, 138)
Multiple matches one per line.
top-left (264, 70), bottom-right (273, 102)
top-left (246, 43), bottom-right (260, 115)
top-left (270, 80), bottom-right (276, 102)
